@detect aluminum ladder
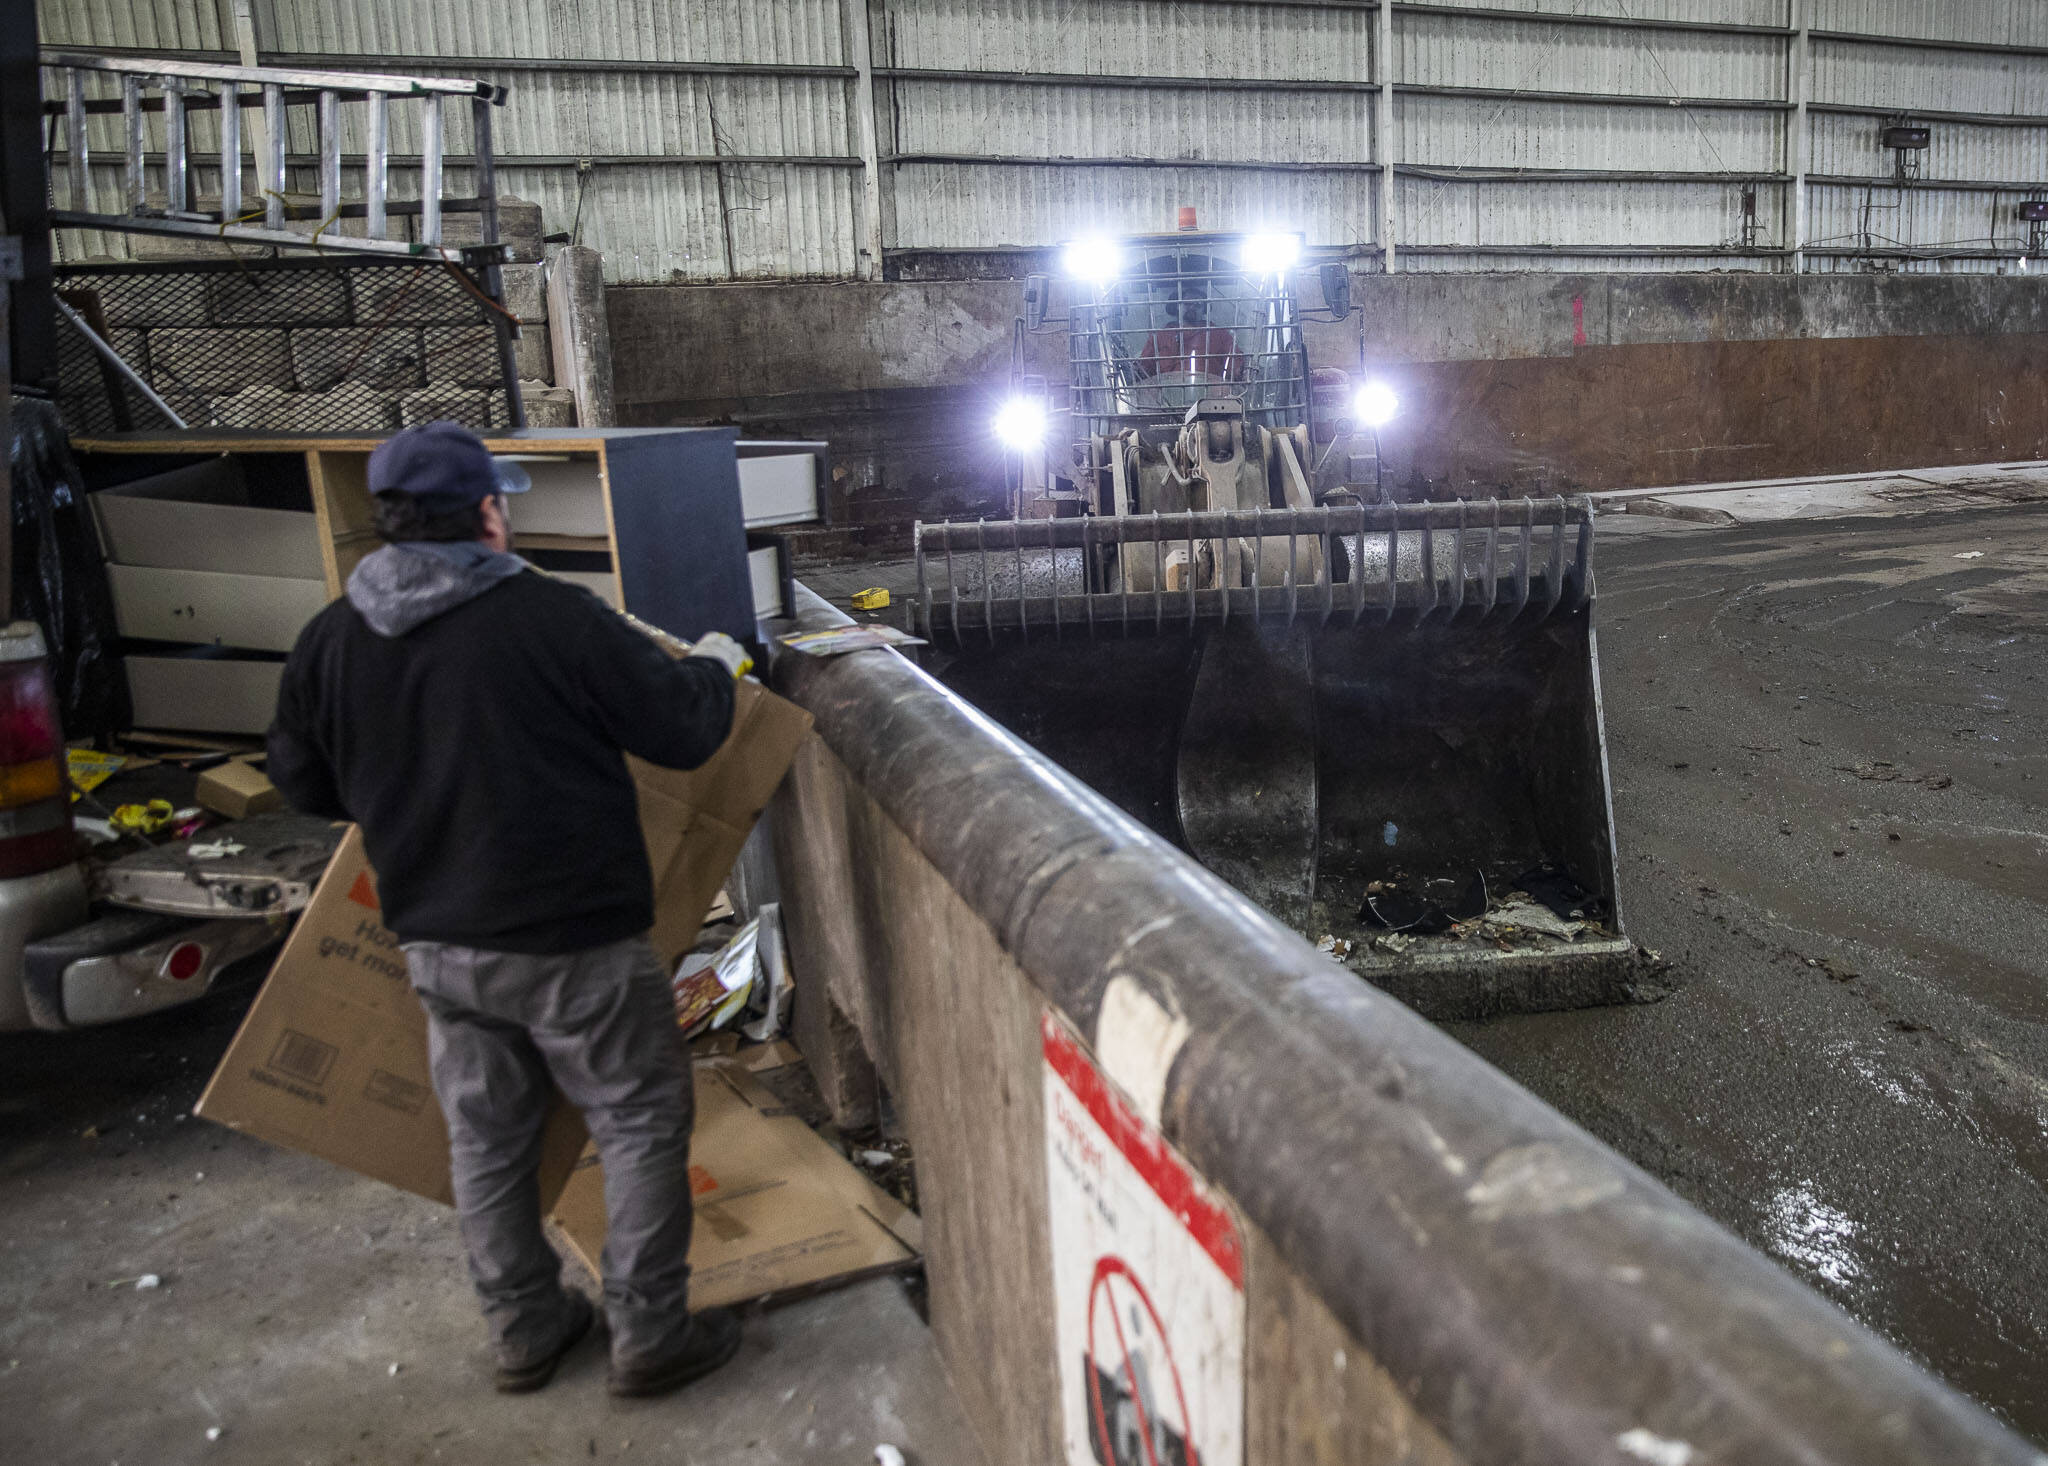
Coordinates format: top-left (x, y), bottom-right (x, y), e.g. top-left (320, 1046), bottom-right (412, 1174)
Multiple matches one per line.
top-left (39, 49), bottom-right (509, 260)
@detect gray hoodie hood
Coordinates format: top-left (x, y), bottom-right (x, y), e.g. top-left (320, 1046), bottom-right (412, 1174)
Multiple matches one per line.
top-left (346, 541), bottom-right (528, 637)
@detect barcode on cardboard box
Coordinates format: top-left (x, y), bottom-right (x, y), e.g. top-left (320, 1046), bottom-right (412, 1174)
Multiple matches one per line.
top-left (363, 1069), bottom-right (428, 1116)
top-left (266, 1029), bottom-right (339, 1086)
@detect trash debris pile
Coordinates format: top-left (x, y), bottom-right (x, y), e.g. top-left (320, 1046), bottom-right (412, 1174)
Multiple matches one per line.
top-left (1313, 861), bottom-right (1615, 961)
top-left (671, 900), bottom-right (795, 1043)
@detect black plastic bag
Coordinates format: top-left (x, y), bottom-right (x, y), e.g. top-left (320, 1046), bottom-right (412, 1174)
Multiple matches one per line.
top-left (9, 396), bottom-right (130, 743)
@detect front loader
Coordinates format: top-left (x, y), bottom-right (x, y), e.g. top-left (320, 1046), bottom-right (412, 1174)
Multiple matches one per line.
top-left (911, 226), bottom-right (1638, 1019)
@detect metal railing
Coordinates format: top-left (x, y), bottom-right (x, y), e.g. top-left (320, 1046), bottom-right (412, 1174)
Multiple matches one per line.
top-left (913, 498), bottom-right (1596, 642)
top-left (39, 50), bottom-right (507, 259)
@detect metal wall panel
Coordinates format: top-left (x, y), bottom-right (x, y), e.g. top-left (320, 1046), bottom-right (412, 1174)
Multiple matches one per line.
top-left (36, 0), bottom-right (2048, 278)
top-left (1807, 179), bottom-right (2030, 256)
top-left (1398, 12), bottom-right (1786, 102)
top-left (880, 0), bottom-right (1370, 82)
top-left (37, 0), bottom-right (223, 51)
top-left (1809, 111), bottom-right (2048, 184)
top-left (887, 162), bottom-right (1379, 253)
top-left (1398, 175), bottom-right (1766, 250)
top-left (1397, 92), bottom-right (1781, 173)
top-left (887, 80), bottom-right (1372, 166)
top-left (1810, 37), bottom-right (2048, 116)
top-left (1416, 0), bottom-right (1787, 25)
top-left (262, 0), bottom-right (846, 65)
top-left (1810, 0), bottom-right (2048, 49)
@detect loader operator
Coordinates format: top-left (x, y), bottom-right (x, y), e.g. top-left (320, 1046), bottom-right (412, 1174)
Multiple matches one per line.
top-left (268, 421), bottom-right (751, 1399)
top-left (1135, 273), bottom-right (1242, 383)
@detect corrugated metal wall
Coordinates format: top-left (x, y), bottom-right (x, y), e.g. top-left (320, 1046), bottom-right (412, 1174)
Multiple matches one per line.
top-left (37, 0), bottom-right (2048, 280)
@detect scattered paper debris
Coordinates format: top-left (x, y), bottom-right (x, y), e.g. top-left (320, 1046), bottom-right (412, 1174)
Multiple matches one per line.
top-left (388, 1362), bottom-right (401, 1377)
top-left (1480, 901), bottom-right (1584, 941)
top-left (859, 1150), bottom-right (894, 1169)
top-left (135, 1274), bottom-right (161, 1291)
top-left (1313, 934), bottom-right (1355, 960)
top-left (1836, 762), bottom-right (1951, 789)
top-left (778, 625), bottom-right (926, 658)
top-left (205, 1427), bottom-right (223, 1443)
top-left (187, 840), bottom-right (247, 860)
top-left (1953, 550), bottom-right (1985, 559)
top-left (875, 1447), bottom-right (907, 1466)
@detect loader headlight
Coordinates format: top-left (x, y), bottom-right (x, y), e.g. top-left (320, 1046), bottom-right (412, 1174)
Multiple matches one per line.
top-left (1240, 232), bottom-right (1301, 275)
top-left (1353, 380), bottom-right (1400, 429)
top-left (994, 396), bottom-right (1047, 450)
top-left (1061, 236), bottom-right (1123, 287)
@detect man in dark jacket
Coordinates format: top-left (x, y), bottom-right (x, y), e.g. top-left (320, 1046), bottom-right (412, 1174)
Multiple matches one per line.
top-left (269, 421), bottom-right (749, 1398)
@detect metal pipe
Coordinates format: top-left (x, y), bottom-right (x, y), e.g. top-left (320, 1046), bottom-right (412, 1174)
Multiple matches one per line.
top-left (163, 81), bottom-right (188, 213)
top-left (122, 74), bottom-right (143, 212)
top-left (64, 70), bottom-right (89, 212)
top-left (218, 80), bottom-right (240, 223)
top-left (1790, 0), bottom-right (1810, 274)
top-left (419, 93), bottom-right (443, 247)
top-left (841, 0), bottom-right (885, 280)
top-left (53, 297), bottom-right (190, 428)
top-left (364, 90), bottom-right (387, 239)
top-left (1377, 0), bottom-right (1395, 275)
top-left (262, 82), bottom-right (284, 228)
top-left (316, 89), bottom-right (339, 226)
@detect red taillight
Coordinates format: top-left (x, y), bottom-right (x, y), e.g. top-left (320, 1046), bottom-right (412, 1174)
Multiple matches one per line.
top-left (163, 942), bottom-right (206, 982)
top-left (0, 625), bottom-right (76, 880)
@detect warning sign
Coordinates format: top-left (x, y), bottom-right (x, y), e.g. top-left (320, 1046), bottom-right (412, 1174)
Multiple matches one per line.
top-left (1042, 1011), bottom-right (1245, 1466)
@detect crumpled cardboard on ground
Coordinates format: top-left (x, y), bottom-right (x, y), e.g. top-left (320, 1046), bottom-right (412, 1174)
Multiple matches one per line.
top-left (550, 1059), bottom-right (922, 1310)
top-left (195, 676), bottom-right (814, 1211)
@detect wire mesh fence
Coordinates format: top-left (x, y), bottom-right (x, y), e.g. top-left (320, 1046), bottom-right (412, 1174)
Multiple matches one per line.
top-left (52, 254), bottom-right (517, 436)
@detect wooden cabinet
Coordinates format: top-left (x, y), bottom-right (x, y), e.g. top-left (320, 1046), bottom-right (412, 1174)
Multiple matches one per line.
top-left (74, 428), bottom-right (815, 734)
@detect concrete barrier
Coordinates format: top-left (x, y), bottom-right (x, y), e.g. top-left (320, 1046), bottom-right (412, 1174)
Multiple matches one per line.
top-left (766, 585), bottom-right (2037, 1466)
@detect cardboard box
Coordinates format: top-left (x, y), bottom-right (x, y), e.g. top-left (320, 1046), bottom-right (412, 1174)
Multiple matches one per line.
top-left (196, 824), bottom-right (586, 1205)
top-left (551, 1060), bottom-right (921, 1310)
top-left (195, 756), bottom-right (285, 819)
top-left (630, 678), bottom-right (815, 968)
top-left (197, 678), bottom-right (814, 1208)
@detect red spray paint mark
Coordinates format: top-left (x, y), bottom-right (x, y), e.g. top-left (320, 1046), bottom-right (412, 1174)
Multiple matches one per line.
top-left (1571, 294), bottom-right (1587, 348)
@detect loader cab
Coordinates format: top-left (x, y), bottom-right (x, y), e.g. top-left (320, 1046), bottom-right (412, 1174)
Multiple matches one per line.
top-left (1066, 231), bottom-right (1311, 448)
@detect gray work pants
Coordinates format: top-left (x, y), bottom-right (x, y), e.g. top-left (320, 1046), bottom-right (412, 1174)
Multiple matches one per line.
top-left (405, 934), bottom-right (695, 1369)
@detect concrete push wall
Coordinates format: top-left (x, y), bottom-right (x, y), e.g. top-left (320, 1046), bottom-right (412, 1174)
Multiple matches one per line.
top-left (764, 586), bottom-right (2036, 1466)
top-left (612, 272), bottom-right (2048, 530)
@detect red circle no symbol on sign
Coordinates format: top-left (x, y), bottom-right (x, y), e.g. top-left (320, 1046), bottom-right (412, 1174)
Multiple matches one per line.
top-left (1084, 1254), bottom-right (1199, 1466)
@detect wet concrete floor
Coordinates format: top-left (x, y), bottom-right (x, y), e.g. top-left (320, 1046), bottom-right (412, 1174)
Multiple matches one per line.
top-left (0, 987), bottom-right (984, 1466)
top-left (1447, 508), bottom-right (2048, 1442)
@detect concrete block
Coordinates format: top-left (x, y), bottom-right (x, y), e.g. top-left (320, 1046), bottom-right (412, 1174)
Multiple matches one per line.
top-left (348, 266), bottom-right (485, 328)
top-left (429, 196), bottom-right (544, 263)
top-left (290, 327), bottom-right (425, 392)
top-left (210, 269), bottom-right (351, 328)
top-left (547, 245), bottom-right (615, 427)
top-left (96, 274), bottom-right (211, 329)
top-left (512, 324), bottom-right (551, 383)
top-left (501, 263), bottom-right (547, 323)
top-left (518, 380), bottom-right (577, 428)
top-left (150, 328), bottom-right (294, 395)
top-left (210, 384), bottom-right (399, 433)
top-left (399, 387), bottom-right (507, 431)
top-left (421, 326), bottom-right (505, 387)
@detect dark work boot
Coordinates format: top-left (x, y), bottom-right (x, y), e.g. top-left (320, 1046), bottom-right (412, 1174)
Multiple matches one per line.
top-left (606, 1307), bottom-right (743, 1399)
top-left (493, 1292), bottom-right (597, 1394)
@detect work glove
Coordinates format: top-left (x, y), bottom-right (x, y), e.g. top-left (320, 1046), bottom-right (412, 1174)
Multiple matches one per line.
top-left (688, 631), bottom-right (755, 679)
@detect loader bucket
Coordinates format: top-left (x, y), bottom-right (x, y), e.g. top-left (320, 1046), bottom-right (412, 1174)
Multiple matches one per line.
top-left (914, 499), bottom-right (1641, 1020)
